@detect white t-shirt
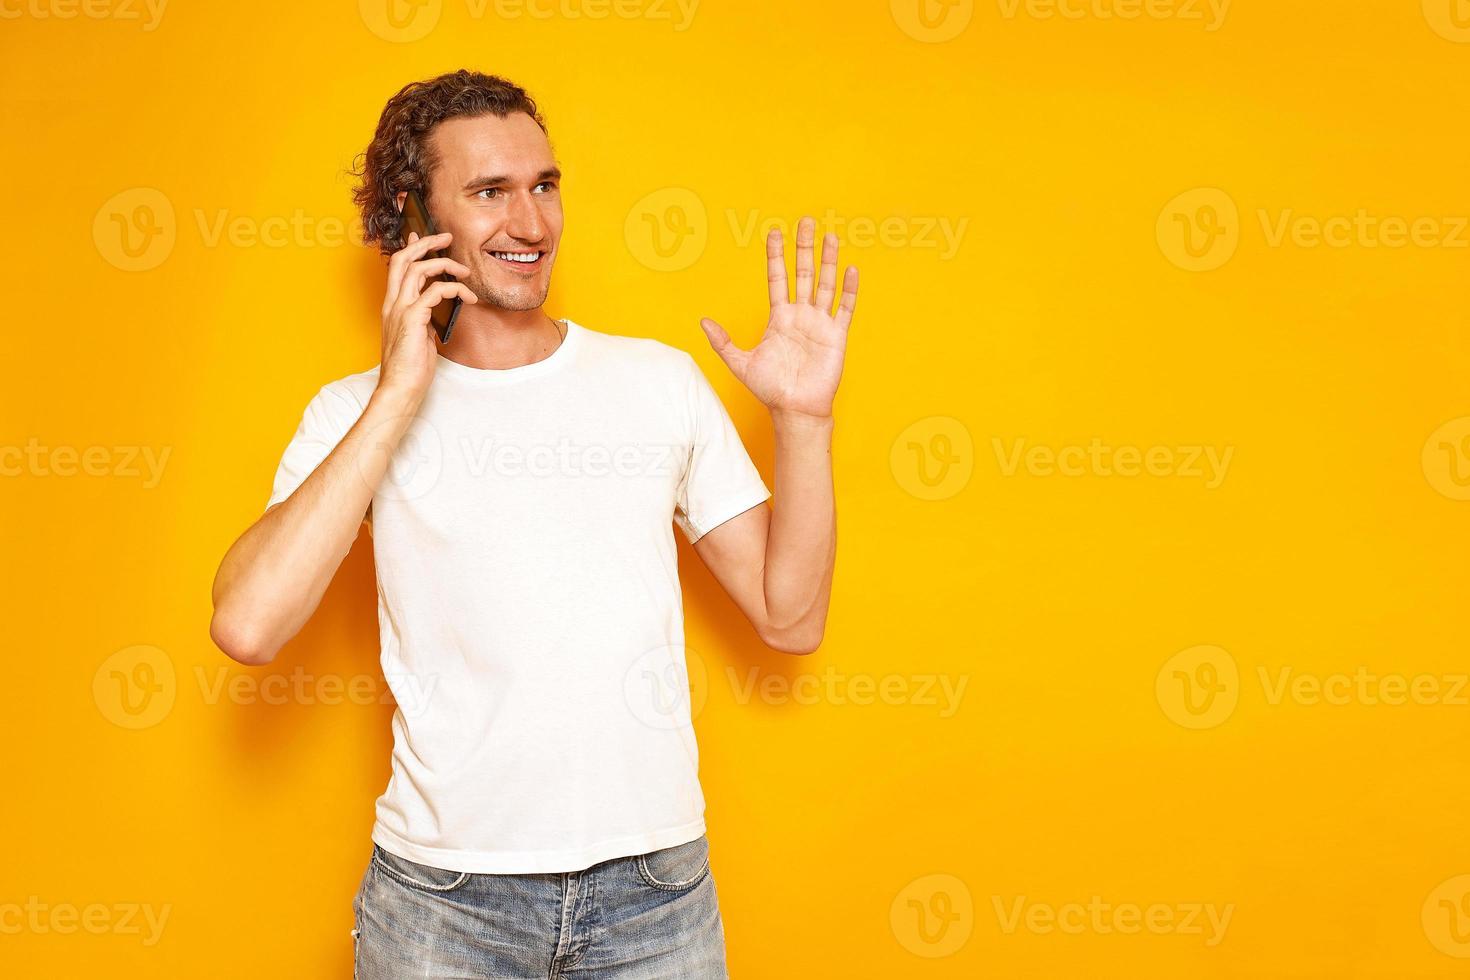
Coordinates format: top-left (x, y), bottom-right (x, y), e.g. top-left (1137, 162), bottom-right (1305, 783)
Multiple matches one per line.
top-left (265, 319), bottom-right (771, 873)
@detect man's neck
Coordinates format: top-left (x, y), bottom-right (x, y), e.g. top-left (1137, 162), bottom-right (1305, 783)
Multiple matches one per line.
top-left (438, 308), bottom-right (564, 370)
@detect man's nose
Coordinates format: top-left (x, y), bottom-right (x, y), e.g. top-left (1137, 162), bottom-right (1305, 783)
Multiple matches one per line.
top-left (506, 192), bottom-right (548, 243)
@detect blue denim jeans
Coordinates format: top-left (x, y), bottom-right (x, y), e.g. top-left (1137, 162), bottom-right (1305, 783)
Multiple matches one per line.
top-left (351, 835), bottom-right (729, 978)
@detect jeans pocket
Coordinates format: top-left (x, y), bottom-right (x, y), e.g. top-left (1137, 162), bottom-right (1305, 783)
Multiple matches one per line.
top-left (636, 835), bottom-right (711, 892)
top-left (371, 844), bottom-right (471, 893)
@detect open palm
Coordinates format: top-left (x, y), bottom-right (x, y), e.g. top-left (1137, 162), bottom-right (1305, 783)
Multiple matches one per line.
top-left (700, 216), bottom-right (859, 420)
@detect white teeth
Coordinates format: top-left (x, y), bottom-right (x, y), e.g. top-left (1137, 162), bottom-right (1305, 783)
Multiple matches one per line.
top-left (492, 251), bottom-right (540, 263)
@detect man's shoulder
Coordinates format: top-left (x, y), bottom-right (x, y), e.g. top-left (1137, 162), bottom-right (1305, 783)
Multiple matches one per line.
top-left (316, 364), bottom-right (381, 409)
top-left (295, 365), bottom-right (379, 427)
top-left (573, 320), bottom-right (697, 378)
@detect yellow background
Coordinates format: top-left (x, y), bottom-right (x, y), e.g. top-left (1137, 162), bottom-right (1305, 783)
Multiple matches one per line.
top-left (4, 0), bottom-right (1470, 976)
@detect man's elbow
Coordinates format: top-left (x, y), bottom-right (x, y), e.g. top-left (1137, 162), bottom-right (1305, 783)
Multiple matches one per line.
top-left (758, 624), bottom-right (824, 656)
top-left (209, 610), bottom-right (278, 667)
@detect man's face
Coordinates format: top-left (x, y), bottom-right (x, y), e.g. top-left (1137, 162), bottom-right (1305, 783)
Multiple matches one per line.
top-left (413, 112), bottom-right (563, 312)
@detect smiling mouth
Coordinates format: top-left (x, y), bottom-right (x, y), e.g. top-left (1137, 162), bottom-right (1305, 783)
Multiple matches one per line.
top-left (488, 249), bottom-right (545, 270)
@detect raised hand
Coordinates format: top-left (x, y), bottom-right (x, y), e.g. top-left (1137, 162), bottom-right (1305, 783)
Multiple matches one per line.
top-left (699, 215), bottom-right (859, 421)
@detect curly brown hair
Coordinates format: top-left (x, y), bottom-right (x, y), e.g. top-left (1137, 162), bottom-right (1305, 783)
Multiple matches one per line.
top-left (349, 69), bottom-right (548, 256)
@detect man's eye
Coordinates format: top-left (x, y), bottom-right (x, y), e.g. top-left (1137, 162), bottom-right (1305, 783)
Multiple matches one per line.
top-left (534, 182), bottom-right (557, 193)
top-left (477, 188), bottom-right (500, 199)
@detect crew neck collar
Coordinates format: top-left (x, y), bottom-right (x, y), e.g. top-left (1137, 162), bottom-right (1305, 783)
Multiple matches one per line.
top-left (433, 319), bottom-right (581, 386)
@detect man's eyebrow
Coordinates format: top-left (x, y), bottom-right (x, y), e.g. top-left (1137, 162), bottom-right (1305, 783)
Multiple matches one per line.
top-left (460, 167), bottom-right (562, 191)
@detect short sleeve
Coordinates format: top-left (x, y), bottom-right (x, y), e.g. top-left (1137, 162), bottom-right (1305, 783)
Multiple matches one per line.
top-left (673, 355), bottom-right (772, 544)
top-left (265, 383), bottom-right (366, 511)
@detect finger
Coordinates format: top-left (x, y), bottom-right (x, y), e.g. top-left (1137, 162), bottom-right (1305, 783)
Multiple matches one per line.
top-left (383, 231), bottom-right (415, 315)
top-left (387, 232), bottom-right (453, 309)
top-left (389, 230), bottom-right (449, 271)
top-left (793, 216), bottom-right (816, 304)
top-left (699, 318), bottom-right (751, 383)
top-left (387, 230), bottom-right (449, 307)
top-left (412, 280), bottom-right (477, 315)
top-left (814, 232), bottom-right (839, 312)
top-left (834, 266), bottom-right (859, 331)
top-left (399, 257), bottom-right (474, 304)
top-left (766, 228), bottom-right (788, 308)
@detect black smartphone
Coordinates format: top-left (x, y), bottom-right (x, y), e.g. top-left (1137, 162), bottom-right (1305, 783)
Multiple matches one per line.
top-left (397, 189), bottom-right (461, 344)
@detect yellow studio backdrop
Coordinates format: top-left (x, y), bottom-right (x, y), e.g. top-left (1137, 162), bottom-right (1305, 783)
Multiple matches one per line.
top-left (2, 0), bottom-right (1469, 976)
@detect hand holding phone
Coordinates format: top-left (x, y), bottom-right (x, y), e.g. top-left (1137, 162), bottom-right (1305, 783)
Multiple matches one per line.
top-left (379, 221), bottom-right (477, 400)
top-left (395, 189), bottom-right (465, 344)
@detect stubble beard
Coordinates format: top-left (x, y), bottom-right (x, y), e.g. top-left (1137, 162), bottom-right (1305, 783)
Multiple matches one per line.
top-left (465, 259), bottom-right (552, 313)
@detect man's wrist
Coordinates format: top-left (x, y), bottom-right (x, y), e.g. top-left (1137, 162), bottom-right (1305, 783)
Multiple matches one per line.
top-left (770, 408), bottom-right (835, 432)
top-left (371, 381), bottom-right (427, 415)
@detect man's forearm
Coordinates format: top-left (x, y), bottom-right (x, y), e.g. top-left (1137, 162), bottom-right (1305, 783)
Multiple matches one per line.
top-left (761, 410), bottom-right (837, 651)
top-left (209, 384), bottom-right (423, 665)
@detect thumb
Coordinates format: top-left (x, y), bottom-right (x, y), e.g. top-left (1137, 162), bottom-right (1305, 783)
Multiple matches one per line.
top-left (700, 318), bottom-right (750, 381)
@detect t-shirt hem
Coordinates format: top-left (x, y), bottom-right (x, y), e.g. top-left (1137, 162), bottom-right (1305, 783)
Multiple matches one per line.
top-left (370, 817), bottom-right (708, 874)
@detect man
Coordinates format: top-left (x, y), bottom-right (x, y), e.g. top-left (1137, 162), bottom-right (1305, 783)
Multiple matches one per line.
top-left (209, 69), bottom-right (857, 978)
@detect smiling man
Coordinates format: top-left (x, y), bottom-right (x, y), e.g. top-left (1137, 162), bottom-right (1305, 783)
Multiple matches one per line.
top-left (208, 69), bottom-right (857, 978)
